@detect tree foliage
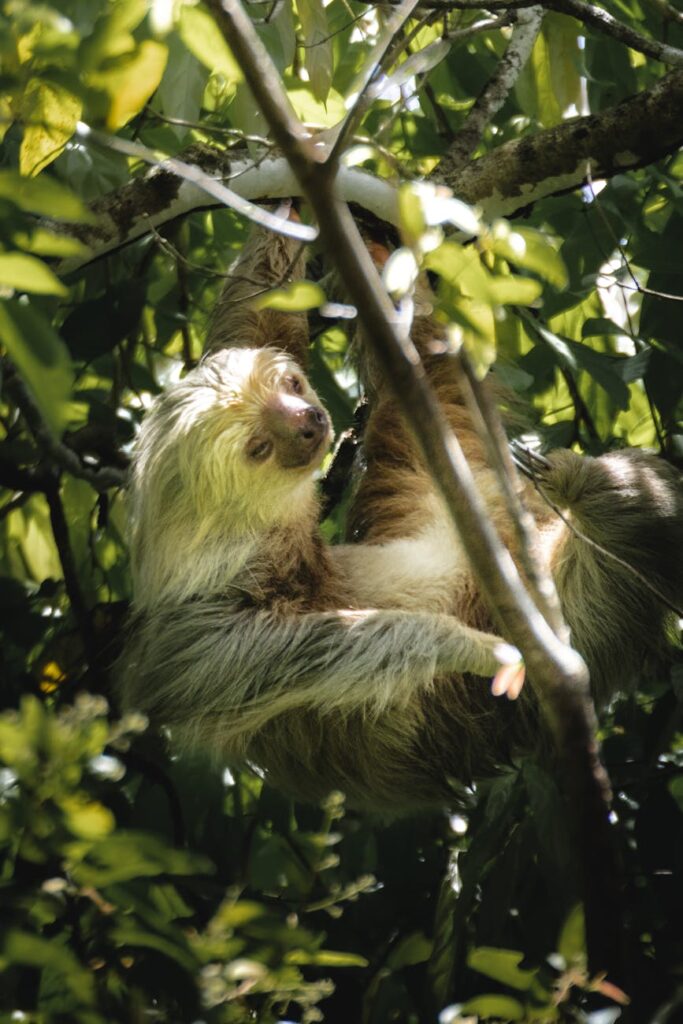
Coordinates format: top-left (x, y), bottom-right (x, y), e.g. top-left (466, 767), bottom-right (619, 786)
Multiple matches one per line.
top-left (0, 1), bottom-right (681, 1022)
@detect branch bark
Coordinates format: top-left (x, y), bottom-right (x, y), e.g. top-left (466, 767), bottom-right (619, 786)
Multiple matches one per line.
top-left (59, 66), bottom-right (683, 275)
top-left (437, 5), bottom-right (544, 178)
top-left (438, 67), bottom-right (683, 215)
top-left (206, 0), bottom-right (627, 988)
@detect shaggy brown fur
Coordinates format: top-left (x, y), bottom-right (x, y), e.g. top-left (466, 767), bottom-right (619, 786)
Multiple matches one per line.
top-left (118, 227), bottom-right (683, 816)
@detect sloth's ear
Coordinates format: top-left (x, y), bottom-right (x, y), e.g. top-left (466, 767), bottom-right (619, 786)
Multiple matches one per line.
top-left (205, 223), bottom-right (310, 367)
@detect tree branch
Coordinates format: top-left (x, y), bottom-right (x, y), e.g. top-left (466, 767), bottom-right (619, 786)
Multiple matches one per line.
top-left (439, 68), bottom-right (683, 215)
top-left (206, 0), bottom-right (626, 985)
top-left (406, 0), bottom-right (683, 66)
top-left (437, 5), bottom-right (544, 179)
top-left (3, 363), bottom-right (125, 492)
top-left (58, 69), bottom-right (683, 276)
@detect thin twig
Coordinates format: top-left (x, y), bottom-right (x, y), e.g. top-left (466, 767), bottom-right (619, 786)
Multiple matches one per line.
top-left (452, 348), bottom-right (566, 635)
top-left (45, 480), bottom-right (97, 669)
top-left (404, 0), bottom-right (683, 66)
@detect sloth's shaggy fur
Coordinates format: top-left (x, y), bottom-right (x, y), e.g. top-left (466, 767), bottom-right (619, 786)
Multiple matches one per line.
top-left (118, 230), bottom-right (683, 815)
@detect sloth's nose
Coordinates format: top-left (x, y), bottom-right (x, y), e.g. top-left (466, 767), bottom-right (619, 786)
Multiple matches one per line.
top-left (299, 405), bottom-right (327, 440)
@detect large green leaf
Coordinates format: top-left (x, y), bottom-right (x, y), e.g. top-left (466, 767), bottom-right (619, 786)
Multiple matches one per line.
top-left (0, 299), bottom-right (74, 433)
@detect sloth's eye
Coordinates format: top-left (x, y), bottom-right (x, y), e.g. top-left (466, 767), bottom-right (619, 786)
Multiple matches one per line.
top-left (246, 437), bottom-right (273, 461)
top-left (285, 375), bottom-right (304, 395)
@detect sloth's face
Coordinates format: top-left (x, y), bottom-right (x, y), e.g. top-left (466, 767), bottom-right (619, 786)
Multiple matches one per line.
top-left (201, 347), bottom-right (333, 473)
top-left (134, 347), bottom-right (333, 533)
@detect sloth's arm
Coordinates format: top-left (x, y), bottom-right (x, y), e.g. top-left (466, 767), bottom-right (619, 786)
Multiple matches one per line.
top-left (122, 603), bottom-right (517, 733)
top-left (204, 225), bottom-right (309, 364)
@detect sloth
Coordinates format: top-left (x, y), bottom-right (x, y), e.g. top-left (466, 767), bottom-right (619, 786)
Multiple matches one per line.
top-left (118, 227), bottom-right (683, 816)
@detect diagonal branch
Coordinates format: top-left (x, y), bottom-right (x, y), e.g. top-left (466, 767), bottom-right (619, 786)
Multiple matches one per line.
top-left (205, 0), bottom-right (626, 984)
top-left (440, 67), bottom-right (683, 214)
top-left (438, 5), bottom-right (544, 179)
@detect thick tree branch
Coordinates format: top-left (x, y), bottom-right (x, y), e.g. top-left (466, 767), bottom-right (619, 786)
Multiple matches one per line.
top-left (59, 70), bottom-right (683, 276)
top-left (439, 67), bottom-right (683, 214)
top-left (207, 0), bottom-right (626, 985)
top-left (438, 5), bottom-right (544, 178)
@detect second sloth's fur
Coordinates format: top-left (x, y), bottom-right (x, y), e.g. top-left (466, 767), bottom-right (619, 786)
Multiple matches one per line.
top-left (119, 229), bottom-right (683, 815)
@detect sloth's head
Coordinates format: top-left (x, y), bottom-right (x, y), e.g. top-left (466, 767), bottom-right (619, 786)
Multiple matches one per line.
top-left (129, 347), bottom-right (333, 605)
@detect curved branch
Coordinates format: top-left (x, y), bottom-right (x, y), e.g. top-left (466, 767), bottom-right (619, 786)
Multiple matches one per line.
top-left (59, 69), bottom-right (683, 275)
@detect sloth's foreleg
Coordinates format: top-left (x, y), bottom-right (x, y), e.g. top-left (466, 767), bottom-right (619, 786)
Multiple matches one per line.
top-left (121, 602), bottom-right (520, 749)
top-left (205, 224), bottom-right (309, 363)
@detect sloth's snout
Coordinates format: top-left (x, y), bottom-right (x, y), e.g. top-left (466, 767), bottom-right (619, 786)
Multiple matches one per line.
top-left (299, 404), bottom-right (328, 440)
top-left (262, 394), bottom-right (331, 469)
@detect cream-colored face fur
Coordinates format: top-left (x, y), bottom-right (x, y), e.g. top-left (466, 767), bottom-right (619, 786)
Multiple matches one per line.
top-left (128, 347), bottom-right (333, 606)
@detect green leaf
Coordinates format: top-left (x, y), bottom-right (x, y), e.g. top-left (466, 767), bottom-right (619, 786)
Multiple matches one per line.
top-left (0, 252), bottom-right (66, 296)
top-left (19, 78), bottom-right (82, 175)
top-left (386, 931), bottom-right (432, 968)
top-left (178, 5), bottom-right (243, 83)
top-left (285, 81), bottom-right (346, 127)
top-left (489, 223), bottom-right (568, 289)
top-left (428, 242), bottom-right (541, 306)
top-left (557, 904), bottom-right (586, 964)
top-left (669, 775), bottom-right (683, 813)
top-left (4, 931), bottom-right (95, 1005)
top-left (298, 0), bottom-right (332, 103)
top-left (467, 947), bottom-right (537, 990)
top-left (0, 170), bottom-right (92, 222)
top-left (520, 312), bottom-right (631, 409)
top-left (515, 29), bottom-right (563, 127)
top-left (0, 300), bottom-right (74, 433)
top-left (461, 994), bottom-right (525, 1020)
top-left (59, 795), bottom-right (115, 840)
top-left (89, 41), bottom-right (169, 130)
top-left (286, 949), bottom-right (369, 967)
top-left (543, 13), bottom-right (582, 112)
top-left (109, 925), bottom-right (199, 972)
top-left (255, 281), bottom-right (325, 312)
top-left (14, 228), bottom-right (90, 258)
top-left (66, 830), bottom-right (214, 885)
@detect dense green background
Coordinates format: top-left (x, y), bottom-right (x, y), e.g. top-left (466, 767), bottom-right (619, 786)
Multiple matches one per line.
top-left (0, 2), bottom-right (681, 1021)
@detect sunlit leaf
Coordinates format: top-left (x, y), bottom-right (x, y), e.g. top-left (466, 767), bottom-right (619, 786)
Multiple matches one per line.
top-left (557, 904), bottom-right (586, 964)
top-left (489, 222), bottom-right (568, 289)
top-left (286, 949), bottom-right (369, 967)
top-left (298, 0), bottom-right (332, 103)
top-left (0, 253), bottom-right (66, 296)
top-left (19, 78), bottom-right (82, 175)
top-left (59, 795), bottom-right (116, 840)
top-left (178, 5), bottom-right (243, 83)
top-left (0, 170), bottom-right (92, 222)
top-left (467, 947), bottom-right (537, 990)
top-left (255, 281), bottom-right (325, 312)
top-left (286, 82), bottom-right (346, 127)
top-left (0, 300), bottom-right (74, 433)
top-left (461, 994), bottom-right (525, 1020)
top-left (90, 41), bottom-right (169, 130)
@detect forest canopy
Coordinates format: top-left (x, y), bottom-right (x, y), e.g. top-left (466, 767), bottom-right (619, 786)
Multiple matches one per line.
top-left (0, 1), bottom-right (681, 1022)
